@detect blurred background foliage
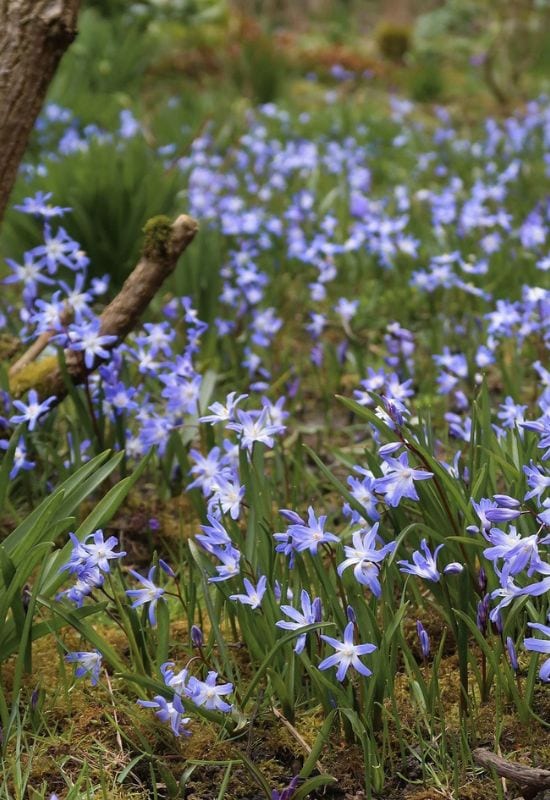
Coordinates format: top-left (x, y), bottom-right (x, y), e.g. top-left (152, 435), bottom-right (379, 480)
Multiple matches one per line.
top-left (1, 0), bottom-right (549, 286)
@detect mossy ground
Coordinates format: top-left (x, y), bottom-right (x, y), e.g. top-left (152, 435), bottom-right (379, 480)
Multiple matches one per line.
top-left (2, 492), bottom-right (548, 799)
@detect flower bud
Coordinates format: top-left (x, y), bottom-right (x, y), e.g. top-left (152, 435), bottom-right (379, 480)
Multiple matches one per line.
top-left (378, 442), bottom-right (402, 458)
top-left (416, 620), bottom-right (430, 660)
top-left (312, 597), bottom-right (323, 624)
top-left (191, 625), bottom-right (203, 647)
top-left (485, 507), bottom-right (521, 523)
top-left (476, 594), bottom-right (490, 634)
top-left (478, 566), bottom-right (487, 593)
top-left (159, 558), bottom-right (175, 578)
top-left (506, 636), bottom-right (519, 672)
top-left (443, 562), bottom-right (464, 575)
top-left (493, 494), bottom-right (520, 509)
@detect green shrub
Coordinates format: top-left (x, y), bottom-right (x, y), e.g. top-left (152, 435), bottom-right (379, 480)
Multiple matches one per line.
top-left (408, 53), bottom-right (445, 102)
top-left (4, 137), bottom-right (181, 288)
top-left (376, 22), bottom-right (412, 63)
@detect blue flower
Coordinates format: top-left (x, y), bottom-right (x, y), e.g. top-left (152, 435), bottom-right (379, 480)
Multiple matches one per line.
top-left (337, 523), bottom-right (395, 596)
top-left (523, 461), bottom-right (550, 501)
top-left (14, 191), bottom-right (70, 219)
top-left (126, 566), bottom-right (166, 626)
top-left (227, 407), bottom-right (281, 451)
top-left (137, 694), bottom-right (191, 736)
top-left (0, 437), bottom-right (35, 479)
top-left (160, 662), bottom-right (189, 695)
top-left (199, 392), bottom-right (248, 424)
top-left (196, 515), bottom-right (232, 553)
top-left (68, 319), bottom-right (118, 369)
top-left (10, 389), bottom-right (56, 431)
top-left (374, 453), bottom-right (433, 507)
top-left (30, 223), bottom-right (80, 273)
top-left (524, 622), bottom-right (550, 682)
top-left (230, 576), bottom-right (267, 609)
top-left (186, 671), bottom-right (233, 712)
top-left (276, 589), bottom-right (322, 654)
top-left (80, 529), bottom-right (126, 572)
top-left (319, 622), bottom-right (376, 682)
top-left (285, 506), bottom-right (339, 554)
top-left (65, 650), bottom-right (102, 686)
top-left (397, 539), bottom-right (445, 582)
top-left (208, 547), bottom-right (242, 583)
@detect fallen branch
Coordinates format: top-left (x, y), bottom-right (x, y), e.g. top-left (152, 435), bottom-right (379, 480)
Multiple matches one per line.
top-left (473, 748), bottom-right (550, 799)
top-left (8, 214), bottom-right (198, 400)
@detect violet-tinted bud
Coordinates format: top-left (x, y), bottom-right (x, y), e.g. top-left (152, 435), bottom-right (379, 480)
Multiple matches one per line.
top-left (149, 517), bottom-right (161, 531)
top-left (273, 776), bottom-right (300, 800)
top-left (286, 377), bottom-right (300, 399)
top-left (378, 442), bottom-right (402, 458)
top-left (454, 390), bottom-right (469, 411)
top-left (493, 494), bottom-right (520, 509)
top-left (274, 580), bottom-right (282, 602)
top-left (311, 344), bottom-right (323, 367)
top-left (476, 594), bottom-right (490, 634)
top-left (416, 620), bottom-right (430, 660)
top-left (312, 597), bottom-right (323, 624)
top-left (506, 636), bottom-right (519, 672)
top-left (279, 509), bottom-right (305, 526)
top-left (485, 507), bottom-right (521, 523)
top-left (443, 562), bottom-right (464, 575)
top-left (31, 687), bottom-right (40, 711)
top-left (159, 558), bottom-right (175, 578)
top-left (478, 566), bottom-right (487, 593)
top-left (337, 340), bottom-right (348, 365)
top-left (346, 604), bottom-right (356, 624)
top-left (191, 625), bottom-right (203, 647)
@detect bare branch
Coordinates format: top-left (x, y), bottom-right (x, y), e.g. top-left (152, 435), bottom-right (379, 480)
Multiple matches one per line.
top-left (8, 214), bottom-right (199, 401)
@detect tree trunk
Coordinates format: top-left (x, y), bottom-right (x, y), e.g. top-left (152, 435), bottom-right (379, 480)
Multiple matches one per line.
top-left (0, 0), bottom-right (80, 224)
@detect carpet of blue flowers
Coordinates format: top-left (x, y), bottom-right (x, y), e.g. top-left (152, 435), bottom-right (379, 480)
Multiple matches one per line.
top-left (1, 53), bottom-right (550, 800)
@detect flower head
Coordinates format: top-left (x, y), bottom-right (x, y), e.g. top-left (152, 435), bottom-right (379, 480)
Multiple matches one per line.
top-left (374, 453), bottom-right (433, 507)
top-left (10, 389), bottom-right (56, 431)
top-left (276, 589), bottom-right (322, 654)
top-left (126, 566), bottom-right (166, 626)
top-left (65, 650), bottom-right (102, 686)
top-left (319, 622), bottom-right (377, 682)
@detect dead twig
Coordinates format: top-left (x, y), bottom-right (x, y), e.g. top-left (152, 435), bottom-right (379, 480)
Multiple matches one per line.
top-left (271, 706), bottom-right (325, 775)
top-left (473, 747), bottom-right (550, 800)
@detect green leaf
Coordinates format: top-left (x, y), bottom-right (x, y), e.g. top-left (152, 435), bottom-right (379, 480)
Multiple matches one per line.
top-left (241, 622), bottom-right (332, 709)
top-left (292, 774), bottom-right (338, 799)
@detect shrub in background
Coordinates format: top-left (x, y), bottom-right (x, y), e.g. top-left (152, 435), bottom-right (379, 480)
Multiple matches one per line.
top-left (376, 21), bottom-right (412, 63)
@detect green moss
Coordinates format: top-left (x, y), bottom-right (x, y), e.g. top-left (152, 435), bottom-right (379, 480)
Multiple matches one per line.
top-left (9, 356), bottom-right (58, 398)
top-left (141, 215), bottom-right (173, 261)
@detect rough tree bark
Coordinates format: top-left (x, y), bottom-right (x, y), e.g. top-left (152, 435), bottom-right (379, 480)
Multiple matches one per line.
top-left (0, 0), bottom-right (80, 224)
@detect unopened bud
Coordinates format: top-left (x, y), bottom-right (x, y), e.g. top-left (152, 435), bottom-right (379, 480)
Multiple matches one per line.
top-left (191, 625), bottom-right (203, 647)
